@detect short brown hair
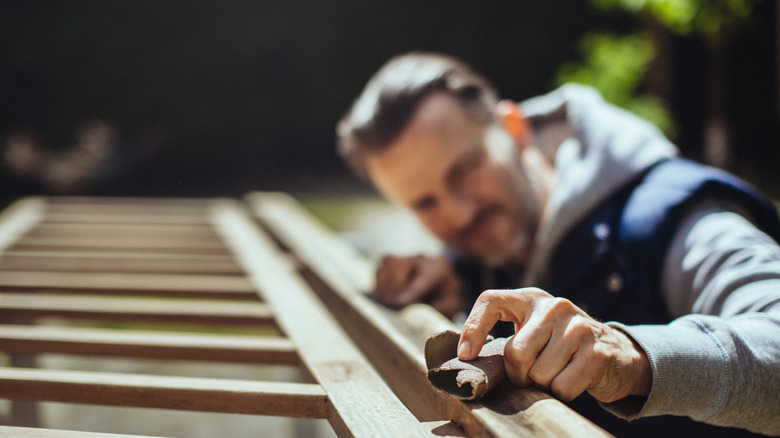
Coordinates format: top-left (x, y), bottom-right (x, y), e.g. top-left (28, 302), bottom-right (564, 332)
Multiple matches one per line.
top-left (336, 52), bottom-right (498, 179)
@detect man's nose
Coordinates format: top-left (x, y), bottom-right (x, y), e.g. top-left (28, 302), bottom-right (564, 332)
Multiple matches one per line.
top-left (442, 191), bottom-right (478, 231)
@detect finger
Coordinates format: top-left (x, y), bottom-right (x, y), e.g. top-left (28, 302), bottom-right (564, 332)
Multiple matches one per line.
top-left (372, 256), bottom-right (417, 306)
top-left (395, 257), bottom-right (449, 305)
top-left (426, 271), bottom-right (463, 319)
top-left (458, 288), bottom-right (548, 360)
top-left (525, 321), bottom-right (576, 389)
top-left (457, 290), bottom-right (519, 360)
top-left (504, 311), bottom-right (555, 387)
top-left (548, 351), bottom-right (593, 402)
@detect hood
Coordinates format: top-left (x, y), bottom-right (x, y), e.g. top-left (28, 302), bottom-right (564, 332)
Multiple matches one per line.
top-left (520, 84), bottom-right (679, 286)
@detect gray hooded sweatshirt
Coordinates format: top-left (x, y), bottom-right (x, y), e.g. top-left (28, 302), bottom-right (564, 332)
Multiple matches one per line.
top-left (521, 84), bottom-right (780, 435)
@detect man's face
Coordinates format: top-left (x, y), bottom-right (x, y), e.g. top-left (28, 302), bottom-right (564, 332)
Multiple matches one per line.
top-left (365, 92), bottom-right (544, 267)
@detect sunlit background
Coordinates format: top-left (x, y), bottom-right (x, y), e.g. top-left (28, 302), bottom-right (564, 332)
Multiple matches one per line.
top-left (2, 0), bottom-right (778, 207)
top-left (1, 2), bottom-right (778, 436)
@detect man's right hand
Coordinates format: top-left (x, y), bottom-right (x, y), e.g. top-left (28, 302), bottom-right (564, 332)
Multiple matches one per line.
top-left (372, 255), bottom-right (464, 319)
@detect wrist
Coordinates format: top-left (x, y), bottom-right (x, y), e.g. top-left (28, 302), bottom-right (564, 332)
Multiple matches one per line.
top-left (624, 330), bottom-right (652, 397)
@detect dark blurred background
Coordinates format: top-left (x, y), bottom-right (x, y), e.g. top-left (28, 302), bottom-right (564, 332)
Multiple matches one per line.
top-left (2, 0), bottom-right (779, 207)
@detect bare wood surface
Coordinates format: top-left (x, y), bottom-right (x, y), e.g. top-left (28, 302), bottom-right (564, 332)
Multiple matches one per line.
top-left (0, 270), bottom-right (255, 299)
top-left (0, 324), bottom-right (297, 364)
top-left (0, 425), bottom-right (169, 438)
top-left (0, 197), bottom-right (46, 253)
top-left (0, 250), bottom-right (243, 274)
top-left (0, 293), bottom-right (275, 326)
top-left (27, 222), bottom-right (219, 239)
top-left (213, 200), bottom-right (432, 438)
top-left (10, 235), bottom-right (231, 255)
top-left (249, 192), bottom-right (612, 438)
top-left (37, 213), bottom-right (212, 225)
top-left (0, 366), bottom-right (328, 418)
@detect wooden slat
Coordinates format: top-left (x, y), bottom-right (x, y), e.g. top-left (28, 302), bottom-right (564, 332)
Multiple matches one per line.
top-left (26, 222), bottom-right (219, 239)
top-left (249, 192), bottom-right (612, 438)
top-left (44, 201), bottom-right (211, 216)
top-left (0, 293), bottom-right (275, 326)
top-left (11, 235), bottom-right (231, 255)
top-left (43, 196), bottom-right (214, 208)
top-left (0, 251), bottom-right (243, 274)
top-left (213, 200), bottom-right (432, 438)
top-left (0, 425), bottom-right (168, 438)
top-left (0, 271), bottom-right (255, 299)
top-left (0, 367), bottom-right (328, 418)
top-left (0, 198), bottom-right (46, 253)
top-left (0, 324), bottom-right (298, 365)
top-left (39, 213), bottom-right (211, 225)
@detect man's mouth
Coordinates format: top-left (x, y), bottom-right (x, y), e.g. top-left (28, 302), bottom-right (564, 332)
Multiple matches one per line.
top-left (463, 206), bottom-right (501, 247)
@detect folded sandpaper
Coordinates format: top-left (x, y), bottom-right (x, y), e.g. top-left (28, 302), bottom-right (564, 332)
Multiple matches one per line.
top-left (424, 330), bottom-right (509, 400)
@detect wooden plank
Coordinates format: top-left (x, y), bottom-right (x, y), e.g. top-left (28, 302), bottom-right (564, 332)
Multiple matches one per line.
top-left (0, 367), bottom-right (328, 418)
top-left (213, 200), bottom-right (431, 438)
top-left (0, 425), bottom-right (169, 438)
top-left (0, 197), bottom-right (46, 253)
top-left (0, 271), bottom-right (255, 299)
top-left (0, 251), bottom-right (243, 274)
top-left (246, 192), bottom-right (375, 293)
top-left (0, 324), bottom-right (298, 365)
top-left (39, 213), bottom-right (211, 225)
top-left (10, 235), bottom-right (231, 255)
top-left (0, 293), bottom-right (275, 326)
top-left (45, 201), bottom-right (211, 216)
top-left (44, 196), bottom-right (215, 208)
top-left (27, 222), bottom-right (219, 239)
top-left (249, 192), bottom-right (612, 438)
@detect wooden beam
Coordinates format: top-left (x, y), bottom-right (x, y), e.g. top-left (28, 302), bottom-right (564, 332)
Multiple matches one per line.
top-left (0, 367), bottom-right (328, 418)
top-left (213, 200), bottom-right (431, 438)
top-left (0, 293), bottom-right (275, 326)
top-left (38, 213), bottom-right (211, 225)
top-left (0, 324), bottom-right (298, 365)
top-left (10, 235), bottom-right (230, 255)
top-left (27, 222), bottom-right (218, 239)
top-left (0, 426), bottom-right (169, 438)
top-left (0, 197), bottom-right (46, 253)
top-left (0, 271), bottom-right (255, 299)
top-left (0, 251), bottom-right (243, 274)
top-left (248, 192), bottom-right (612, 438)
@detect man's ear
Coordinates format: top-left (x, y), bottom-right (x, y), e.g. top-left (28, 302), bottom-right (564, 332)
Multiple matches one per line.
top-left (495, 100), bottom-right (531, 151)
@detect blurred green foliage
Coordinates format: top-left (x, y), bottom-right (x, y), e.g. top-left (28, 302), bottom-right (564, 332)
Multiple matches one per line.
top-left (555, 32), bottom-right (674, 134)
top-left (590, 0), bottom-right (760, 44)
top-left (554, 0), bottom-right (761, 136)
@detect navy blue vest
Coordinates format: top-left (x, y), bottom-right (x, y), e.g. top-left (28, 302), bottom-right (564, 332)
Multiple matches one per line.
top-left (548, 158), bottom-right (780, 325)
top-left (455, 158), bottom-right (780, 437)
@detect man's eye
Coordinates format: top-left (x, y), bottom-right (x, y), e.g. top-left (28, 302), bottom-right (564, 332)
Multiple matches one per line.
top-left (450, 149), bottom-right (487, 184)
top-left (412, 197), bottom-right (436, 213)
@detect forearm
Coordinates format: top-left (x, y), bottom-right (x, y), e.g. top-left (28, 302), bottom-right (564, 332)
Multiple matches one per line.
top-left (606, 308), bottom-right (780, 435)
top-left (604, 199), bottom-right (780, 434)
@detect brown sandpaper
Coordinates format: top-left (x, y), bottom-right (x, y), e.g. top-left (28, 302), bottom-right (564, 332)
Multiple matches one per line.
top-left (424, 330), bottom-right (508, 400)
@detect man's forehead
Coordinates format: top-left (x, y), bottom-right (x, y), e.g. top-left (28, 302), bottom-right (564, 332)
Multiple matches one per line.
top-left (366, 99), bottom-right (490, 206)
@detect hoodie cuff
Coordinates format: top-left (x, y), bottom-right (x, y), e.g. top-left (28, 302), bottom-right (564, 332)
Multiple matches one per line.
top-left (600, 321), bottom-right (728, 421)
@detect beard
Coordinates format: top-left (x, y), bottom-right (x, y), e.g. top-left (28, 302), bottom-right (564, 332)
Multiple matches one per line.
top-left (448, 201), bottom-right (537, 269)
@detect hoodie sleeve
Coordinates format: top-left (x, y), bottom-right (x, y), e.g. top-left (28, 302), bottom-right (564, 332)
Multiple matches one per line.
top-left (602, 198), bottom-right (780, 436)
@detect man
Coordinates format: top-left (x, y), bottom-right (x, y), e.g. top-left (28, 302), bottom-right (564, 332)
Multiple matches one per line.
top-left (336, 52), bottom-right (780, 436)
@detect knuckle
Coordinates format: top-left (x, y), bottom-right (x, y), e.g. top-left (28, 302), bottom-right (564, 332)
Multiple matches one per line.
top-left (478, 289), bottom-right (503, 302)
top-left (550, 380), bottom-right (578, 401)
top-left (527, 365), bottom-right (549, 388)
top-left (503, 341), bottom-right (527, 370)
top-left (548, 297), bottom-right (576, 315)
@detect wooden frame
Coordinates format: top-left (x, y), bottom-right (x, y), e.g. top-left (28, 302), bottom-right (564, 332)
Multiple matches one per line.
top-left (0, 194), bottom-right (611, 437)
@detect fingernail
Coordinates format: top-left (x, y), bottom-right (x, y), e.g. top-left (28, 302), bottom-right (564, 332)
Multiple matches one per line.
top-left (458, 340), bottom-right (471, 359)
